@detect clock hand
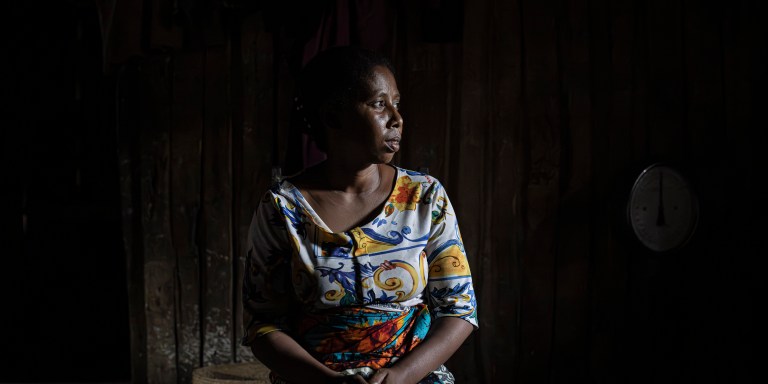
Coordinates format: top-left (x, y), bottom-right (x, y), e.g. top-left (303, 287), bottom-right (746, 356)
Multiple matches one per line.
top-left (656, 170), bottom-right (666, 226)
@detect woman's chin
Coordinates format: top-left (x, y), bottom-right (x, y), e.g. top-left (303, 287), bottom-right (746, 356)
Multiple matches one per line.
top-left (377, 153), bottom-right (396, 164)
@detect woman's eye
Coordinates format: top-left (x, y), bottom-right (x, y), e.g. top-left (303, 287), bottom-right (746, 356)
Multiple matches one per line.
top-left (369, 100), bottom-right (399, 110)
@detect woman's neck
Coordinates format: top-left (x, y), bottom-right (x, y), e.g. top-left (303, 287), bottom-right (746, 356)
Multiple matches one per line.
top-left (317, 158), bottom-right (384, 195)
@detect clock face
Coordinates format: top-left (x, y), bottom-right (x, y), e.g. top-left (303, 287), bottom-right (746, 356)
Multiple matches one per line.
top-left (627, 164), bottom-right (699, 252)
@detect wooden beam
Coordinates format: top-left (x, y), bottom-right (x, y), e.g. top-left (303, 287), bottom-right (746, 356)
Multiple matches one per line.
top-left (201, 44), bottom-right (234, 366)
top-left (139, 56), bottom-right (178, 384)
top-left (170, 51), bottom-right (204, 382)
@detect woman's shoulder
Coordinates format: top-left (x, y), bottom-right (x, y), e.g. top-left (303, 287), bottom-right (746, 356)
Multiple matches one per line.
top-left (391, 165), bottom-right (441, 186)
top-left (253, 177), bottom-right (303, 211)
top-left (389, 165), bottom-right (447, 205)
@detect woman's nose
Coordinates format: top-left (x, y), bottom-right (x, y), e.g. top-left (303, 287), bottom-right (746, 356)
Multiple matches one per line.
top-left (388, 104), bottom-right (403, 129)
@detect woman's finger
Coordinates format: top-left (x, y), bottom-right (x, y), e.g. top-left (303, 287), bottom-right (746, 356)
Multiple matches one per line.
top-left (337, 373), bottom-right (368, 384)
top-left (367, 370), bottom-right (387, 384)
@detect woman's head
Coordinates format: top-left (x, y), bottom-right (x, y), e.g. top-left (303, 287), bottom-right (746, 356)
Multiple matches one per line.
top-left (296, 46), bottom-right (402, 163)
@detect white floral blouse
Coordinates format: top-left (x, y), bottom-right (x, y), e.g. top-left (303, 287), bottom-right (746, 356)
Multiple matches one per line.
top-left (241, 166), bottom-right (478, 346)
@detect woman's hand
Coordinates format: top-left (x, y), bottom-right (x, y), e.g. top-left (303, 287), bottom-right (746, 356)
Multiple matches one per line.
top-left (367, 367), bottom-right (408, 384)
top-left (324, 373), bottom-right (368, 384)
top-left (251, 331), bottom-right (347, 383)
top-left (367, 317), bottom-right (473, 384)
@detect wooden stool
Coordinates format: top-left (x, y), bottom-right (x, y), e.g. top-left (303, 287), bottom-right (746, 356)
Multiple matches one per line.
top-left (192, 361), bottom-right (271, 384)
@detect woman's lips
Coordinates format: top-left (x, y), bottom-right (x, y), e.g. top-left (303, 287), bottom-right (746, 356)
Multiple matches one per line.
top-left (385, 138), bottom-right (400, 152)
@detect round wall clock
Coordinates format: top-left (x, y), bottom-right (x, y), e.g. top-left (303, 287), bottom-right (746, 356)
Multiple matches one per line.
top-left (627, 164), bottom-right (699, 253)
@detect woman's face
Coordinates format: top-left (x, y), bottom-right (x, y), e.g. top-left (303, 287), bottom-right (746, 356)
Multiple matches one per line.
top-left (335, 65), bottom-right (403, 164)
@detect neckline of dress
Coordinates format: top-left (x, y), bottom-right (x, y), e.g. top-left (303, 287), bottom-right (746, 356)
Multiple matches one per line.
top-left (280, 164), bottom-right (401, 234)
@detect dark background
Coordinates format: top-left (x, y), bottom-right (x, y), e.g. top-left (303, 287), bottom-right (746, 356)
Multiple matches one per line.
top-left (2, 1), bottom-right (131, 382)
top-left (2, 0), bottom-right (764, 383)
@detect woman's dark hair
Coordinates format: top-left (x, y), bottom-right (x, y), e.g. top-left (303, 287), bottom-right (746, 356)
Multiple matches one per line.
top-left (295, 46), bottom-right (395, 152)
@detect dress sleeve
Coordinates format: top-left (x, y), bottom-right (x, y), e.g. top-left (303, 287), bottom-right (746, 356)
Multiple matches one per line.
top-left (240, 191), bottom-right (296, 347)
top-left (423, 182), bottom-right (479, 329)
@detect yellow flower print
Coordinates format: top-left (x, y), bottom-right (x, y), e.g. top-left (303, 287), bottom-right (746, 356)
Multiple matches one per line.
top-left (388, 176), bottom-right (421, 212)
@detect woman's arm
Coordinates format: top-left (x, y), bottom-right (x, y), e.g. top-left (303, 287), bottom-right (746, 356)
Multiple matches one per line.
top-left (250, 331), bottom-right (367, 384)
top-left (368, 317), bottom-right (474, 384)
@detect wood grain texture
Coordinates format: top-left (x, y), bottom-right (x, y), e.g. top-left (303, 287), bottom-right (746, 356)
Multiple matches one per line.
top-left (116, 63), bottom-right (148, 384)
top-left (102, 0), bottom-right (144, 65)
top-left (139, 56), bottom-right (178, 384)
top-left (634, 0), bottom-right (687, 382)
top-left (203, 0), bottom-right (227, 47)
top-left (587, 0), bottom-right (631, 381)
top-left (455, 0), bottom-right (491, 381)
top-left (718, 2), bottom-right (763, 382)
top-left (646, 0), bottom-right (685, 163)
top-left (170, 51), bottom-right (204, 383)
top-left (201, 45), bottom-right (234, 366)
top-left (108, 2), bottom-right (764, 382)
top-left (148, 0), bottom-right (183, 51)
top-left (517, 0), bottom-right (562, 382)
top-left (485, 0), bottom-right (525, 382)
top-left (233, 13), bottom-right (275, 362)
top-left (397, 0), bottom-right (459, 180)
top-left (679, 2), bottom-right (725, 382)
top-left (550, 0), bottom-right (592, 381)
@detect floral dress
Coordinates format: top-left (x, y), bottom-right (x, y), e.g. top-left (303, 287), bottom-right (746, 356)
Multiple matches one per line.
top-left (241, 166), bottom-right (478, 383)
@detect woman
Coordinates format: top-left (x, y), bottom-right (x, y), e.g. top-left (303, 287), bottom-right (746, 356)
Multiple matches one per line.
top-left (242, 46), bottom-right (477, 384)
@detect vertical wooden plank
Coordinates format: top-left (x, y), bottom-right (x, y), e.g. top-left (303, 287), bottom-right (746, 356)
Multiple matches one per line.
top-left (683, 1), bottom-right (723, 166)
top-left (391, 3), bottom-right (478, 380)
top-left (233, 13), bottom-right (275, 363)
top-left (745, 4), bottom-right (768, 382)
top-left (719, 2), bottom-right (763, 382)
top-left (170, 51), bottom-right (204, 382)
top-left (274, 34), bottom-right (295, 174)
top-left (550, 0), bottom-right (592, 381)
top-left (440, 44), bottom-right (464, 188)
top-left (116, 62), bottom-right (148, 384)
top-left (607, 0), bottom-right (636, 175)
top-left (147, 0), bottom-right (183, 50)
top-left (399, 42), bottom-right (454, 178)
top-left (398, 0), bottom-right (460, 180)
top-left (468, 0), bottom-right (525, 383)
top-left (455, 0), bottom-right (491, 382)
top-left (586, 0), bottom-right (635, 382)
top-left (202, 44), bottom-right (234, 366)
top-left (231, 12), bottom-right (251, 364)
top-left (203, 0), bottom-right (227, 47)
top-left (646, 0), bottom-right (685, 162)
top-left (101, 0), bottom-right (144, 65)
top-left (139, 56), bottom-right (178, 384)
top-left (640, 0), bottom-right (686, 382)
top-left (517, 0), bottom-right (562, 382)
top-left (628, 0), bottom-right (649, 166)
top-left (678, 1), bottom-right (725, 382)
top-left (596, 1), bottom-right (637, 382)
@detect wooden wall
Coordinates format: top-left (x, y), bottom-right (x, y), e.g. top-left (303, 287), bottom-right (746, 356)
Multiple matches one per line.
top-left (113, 1), bottom-right (765, 383)
top-left (3, 1), bottom-right (131, 382)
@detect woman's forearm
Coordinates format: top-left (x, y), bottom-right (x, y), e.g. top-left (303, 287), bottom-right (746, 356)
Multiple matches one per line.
top-left (249, 330), bottom-right (341, 383)
top-left (250, 318), bottom-right (474, 384)
top-left (388, 317), bottom-right (474, 383)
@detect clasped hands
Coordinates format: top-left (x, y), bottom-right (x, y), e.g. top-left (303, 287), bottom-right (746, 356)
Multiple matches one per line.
top-left (327, 367), bottom-right (409, 384)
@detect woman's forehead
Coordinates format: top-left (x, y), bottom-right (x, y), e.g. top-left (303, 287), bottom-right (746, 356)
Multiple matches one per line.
top-left (360, 66), bottom-right (399, 96)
